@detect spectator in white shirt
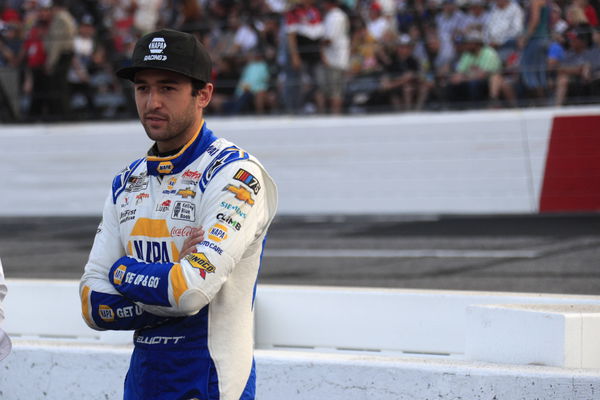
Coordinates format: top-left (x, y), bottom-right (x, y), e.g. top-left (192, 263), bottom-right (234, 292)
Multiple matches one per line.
top-left (436, 0), bottom-right (467, 68)
top-left (367, 1), bottom-right (393, 40)
top-left (317, 0), bottom-right (351, 113)
top-left (485, 0), bottom-right (524, 62)
top-left (463, 0), bottom-right (490, 34)
top-left (232, 14), bottom-right (259, 55)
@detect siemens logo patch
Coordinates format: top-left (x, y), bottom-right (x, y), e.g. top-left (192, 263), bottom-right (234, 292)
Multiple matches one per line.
top-left (219, 201), bottom-right (247, 218)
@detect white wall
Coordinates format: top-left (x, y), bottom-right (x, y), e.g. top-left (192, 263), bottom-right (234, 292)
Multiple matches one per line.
top-left (2, 280), bottom-right (600, 400)
top-left (2, 106), bottom-right (597, 216)
top-left (3, 344), bottom-right (599, 400)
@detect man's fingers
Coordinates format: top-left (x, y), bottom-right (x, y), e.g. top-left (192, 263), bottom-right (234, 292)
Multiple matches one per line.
top-left (178, 227), bottom-right (205, 261)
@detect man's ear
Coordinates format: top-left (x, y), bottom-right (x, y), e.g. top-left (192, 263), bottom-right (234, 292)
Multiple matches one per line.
top-left (196, 83), bottom-right (214, 109)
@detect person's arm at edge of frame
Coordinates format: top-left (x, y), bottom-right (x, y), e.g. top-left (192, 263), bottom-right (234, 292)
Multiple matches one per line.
top-left (0, 257), bottom-right (12, 361)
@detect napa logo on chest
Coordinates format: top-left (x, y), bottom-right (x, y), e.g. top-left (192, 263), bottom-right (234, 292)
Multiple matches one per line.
top-left (157, 161), bottom-right (174, 174)
top-left (126, 218), bottom-right (180, 263)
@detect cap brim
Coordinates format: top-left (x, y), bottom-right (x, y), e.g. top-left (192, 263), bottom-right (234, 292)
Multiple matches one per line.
top-left (116, 66), bottom-right (206, 83)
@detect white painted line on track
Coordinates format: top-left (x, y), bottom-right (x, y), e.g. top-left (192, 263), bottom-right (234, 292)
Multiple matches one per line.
top-left (264, 249), bottom-right (540, 259)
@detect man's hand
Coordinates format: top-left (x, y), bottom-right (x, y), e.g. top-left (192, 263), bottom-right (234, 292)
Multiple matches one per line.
top-left (179, 228), bottom-right (205, 261)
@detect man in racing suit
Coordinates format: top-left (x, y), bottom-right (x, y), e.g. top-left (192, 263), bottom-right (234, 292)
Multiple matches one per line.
top-left (79, 29), bottom-right (278, 400)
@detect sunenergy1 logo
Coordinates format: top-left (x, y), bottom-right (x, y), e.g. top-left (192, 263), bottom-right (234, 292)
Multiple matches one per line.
top-left (127, 218), bottom-right (180, 263)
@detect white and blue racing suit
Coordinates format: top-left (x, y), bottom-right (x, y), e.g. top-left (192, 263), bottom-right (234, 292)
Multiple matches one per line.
top-left (80, 121), bottom-right (278, 400)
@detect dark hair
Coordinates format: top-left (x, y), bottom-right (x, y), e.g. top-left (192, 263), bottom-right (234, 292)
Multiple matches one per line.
top-left (191, 79), bottom-right (207, 96)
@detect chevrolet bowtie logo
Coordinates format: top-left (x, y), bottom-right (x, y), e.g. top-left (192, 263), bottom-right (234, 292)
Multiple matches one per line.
top-left (224, 184), bottom-right (255, 206)
top-left (176, 188), bottom-right (196, 199)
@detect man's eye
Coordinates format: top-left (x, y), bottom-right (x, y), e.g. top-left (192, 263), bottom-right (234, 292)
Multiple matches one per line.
top-left (135, 86), bottom-right (148, 92)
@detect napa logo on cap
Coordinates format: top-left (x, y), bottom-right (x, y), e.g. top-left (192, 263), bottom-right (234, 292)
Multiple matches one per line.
top-left (145, 37), bottom-right (167, 61)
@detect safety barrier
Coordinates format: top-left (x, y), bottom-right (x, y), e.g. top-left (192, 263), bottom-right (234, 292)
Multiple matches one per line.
top-left (1, 279), bottom-right (599, 399)
top-left (1, 106), bottom-right (599, 217)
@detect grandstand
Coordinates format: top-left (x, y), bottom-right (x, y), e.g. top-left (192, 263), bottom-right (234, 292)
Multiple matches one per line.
top-left (0, 0), bottom-right (598, 122)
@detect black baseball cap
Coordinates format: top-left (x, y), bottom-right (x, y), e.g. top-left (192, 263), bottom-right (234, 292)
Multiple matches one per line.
top-left (117, 29), bottom-right (212, 83)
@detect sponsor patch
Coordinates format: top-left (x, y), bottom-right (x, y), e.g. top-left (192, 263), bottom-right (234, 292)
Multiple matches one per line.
top-left (197, 240), bottom-right (224, 255)
top-left (98, 304), bottom-right (115, 322)
top-left (144, 37), bottom-right (167, 61)
top-left (136, 193), bottom-right (149, 205)
top-left (206, 145), bottom-right (218, 156)
top-left (113, 264), bottom-right (127, 285)
top-left (234, 169), bottom-right (261, 194)
top-left (176, 188), bottom-right (196, 199)
top-left (126, 172), bottom-right (149, 192)
top-left (224, 184), bottom-right (254, 206)
top-left (116, 305), bottom-right (142, 318)
top-left (128, 218), bottom-right (179, 263)
top-left (181, 169), bottom-right (201, 185)
top-left (184, 253), bottom-right (216, 279)
top-left (156, 199), bottom-right (172, 212)
top-left (124, 273), bottom-right (160, 288)
top-left (96, 220), bottom-right (103, 234)
top-left (157, 161), bottom-right (174, 174)
top-left (220, 201), bottom-right (247, 218)
top-left (171, 201), bottom-right (196, 222)
top-left (170, 226), bottom-right (196, 237)
top-left (119, 209), bottom-right (136, 224)
top-left (208, 223), bottom-right (228, 242)
top-left (217, 213), bottom-right (242, 231)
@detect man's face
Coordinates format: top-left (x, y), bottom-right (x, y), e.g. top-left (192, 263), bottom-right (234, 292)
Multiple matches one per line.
top-left (134, 69), bottom-right (212, 152)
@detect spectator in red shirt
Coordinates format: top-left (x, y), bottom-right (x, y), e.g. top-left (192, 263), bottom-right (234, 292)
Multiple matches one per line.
top-left (20, 3), bottom-right (51, 119)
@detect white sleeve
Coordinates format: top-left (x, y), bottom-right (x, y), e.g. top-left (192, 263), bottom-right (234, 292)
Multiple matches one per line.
top-left (80, 192), bottom-right (126, 297)
top-left (139, 160), bottom-right (274, 316)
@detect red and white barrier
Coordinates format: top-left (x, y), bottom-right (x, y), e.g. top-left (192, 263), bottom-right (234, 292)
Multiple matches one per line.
top-left (0, 106), bottom-right (598, 216)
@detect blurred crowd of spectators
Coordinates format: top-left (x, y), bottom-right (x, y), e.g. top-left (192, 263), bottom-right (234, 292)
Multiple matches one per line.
top-left (0, 0), bottom-right (599, 121)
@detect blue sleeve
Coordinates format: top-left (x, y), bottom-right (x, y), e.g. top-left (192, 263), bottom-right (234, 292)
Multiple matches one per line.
top-left (548, 43), bottom-right (564, 61)
top-left (108, 256), bottom-right (175, 307)
top-left (85, 287), bottom-right (175, 330)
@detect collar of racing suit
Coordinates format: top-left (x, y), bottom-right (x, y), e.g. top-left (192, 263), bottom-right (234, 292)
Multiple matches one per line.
top-left (145, 120), bottom-right (218, 176)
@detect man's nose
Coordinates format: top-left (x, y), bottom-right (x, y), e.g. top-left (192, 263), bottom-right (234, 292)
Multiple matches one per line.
top-left (146, 89), bottom-right (162, 109)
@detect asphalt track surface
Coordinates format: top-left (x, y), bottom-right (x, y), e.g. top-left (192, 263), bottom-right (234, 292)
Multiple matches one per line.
top-left (1, 214), bottom-right (599, 296)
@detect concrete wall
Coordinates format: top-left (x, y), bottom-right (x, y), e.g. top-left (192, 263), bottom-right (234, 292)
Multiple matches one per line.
top-left (3, 344), bottom-right (599, 400)
top-left (2, 106), bottom-right (598, 216)
top-left (2, 279), bottom-right (600, 399)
